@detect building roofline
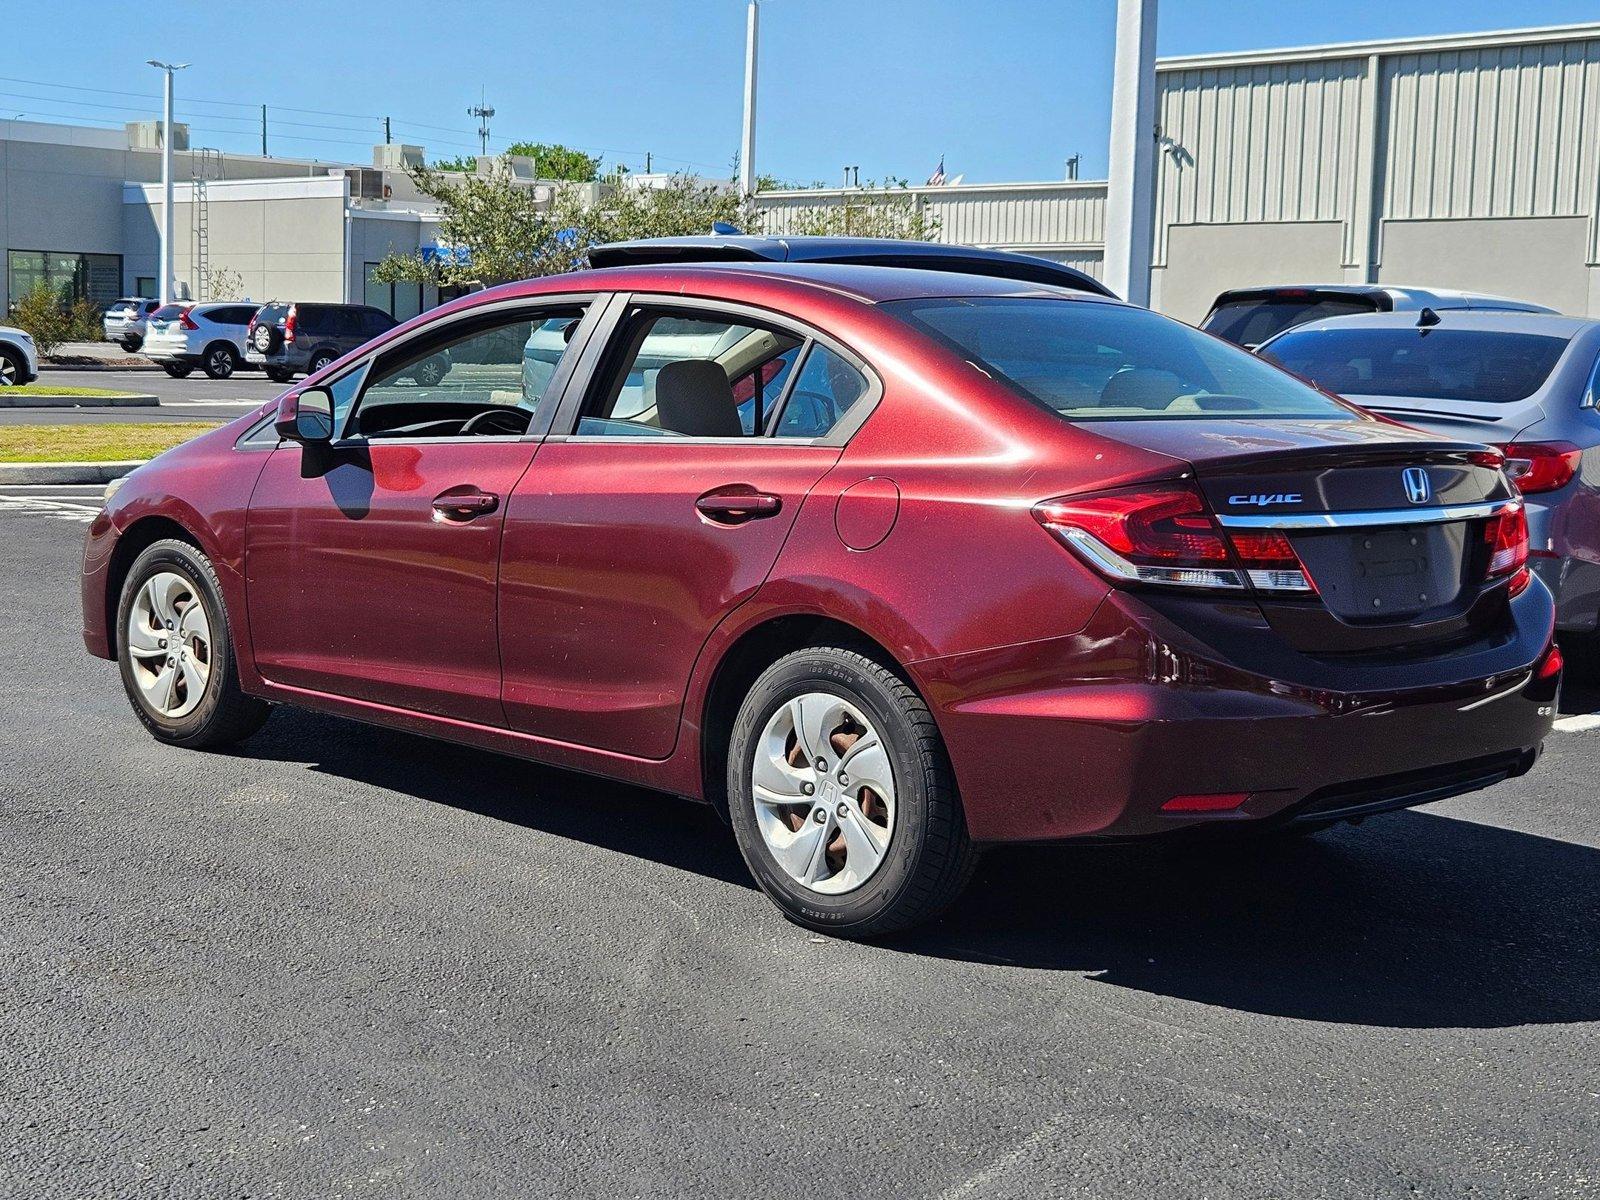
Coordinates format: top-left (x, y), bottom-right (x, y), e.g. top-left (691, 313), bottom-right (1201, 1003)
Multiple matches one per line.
top-left (755, 179), bottom-right (1106, 200)
top-left (1157, 20), bottom-right (1600, 71)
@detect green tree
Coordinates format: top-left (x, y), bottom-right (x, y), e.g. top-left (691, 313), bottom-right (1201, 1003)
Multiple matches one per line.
top-left (503, 142), bottom-right (601, 182)
top-left (371, 166), bottom-right (750, 290)
top-left (11, 281), bottom-right (71, 356)
top-left (776, 178), bottom-right (940, 240)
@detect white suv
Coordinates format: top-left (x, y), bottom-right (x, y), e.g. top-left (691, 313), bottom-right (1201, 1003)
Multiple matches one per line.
top-left (142, 302), bottom-right (259, 379)
top-left (0, 324), bottom-right (39, 385)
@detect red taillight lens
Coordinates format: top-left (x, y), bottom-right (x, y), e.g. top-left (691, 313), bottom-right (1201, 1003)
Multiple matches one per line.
top-left (1034, 483), bottom-right (1313, 594)
top-left (177, 305), bottom-right (198, 331)
top-left (284, 304), bottom-right (298, 344)
top-left (1483, 500), bottom-right (1529, 581)
top-left (1034, 484), bottom-right (1241, 591)
top-left (1499, 441), bottom-right (1581, 493)
top-left (1161, 792), bottom-right (1249, 813)
top-left (1537, 642), bottom-right (1564, 680)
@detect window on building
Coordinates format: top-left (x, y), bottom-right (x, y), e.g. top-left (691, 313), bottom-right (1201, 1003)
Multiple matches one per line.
top-left (363, 262), bottom-right (423, 321)
top-left (7, 250), bottom-right (123, 310)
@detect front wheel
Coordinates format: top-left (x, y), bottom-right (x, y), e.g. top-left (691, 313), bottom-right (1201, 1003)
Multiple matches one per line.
top-left (265, 367), bottom-right (295, 383)
top-left (162, 363), bottom-right (193, 378)
top-left (0, 347), bottom-right (21, 385)
top-left (727, 646), bottom-right (978, 938)
top-left (116, 539), bottom-right (270, 748)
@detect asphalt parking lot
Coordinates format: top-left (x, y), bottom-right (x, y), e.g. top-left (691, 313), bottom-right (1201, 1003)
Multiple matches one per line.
top-left (2, 488), bottom-right (1598, 1198)
top-left (1, 367), bottom-right (283, 426)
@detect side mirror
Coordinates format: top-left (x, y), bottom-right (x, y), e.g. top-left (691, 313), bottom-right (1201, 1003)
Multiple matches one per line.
top-left (274, 387), bottom-right (335, 444)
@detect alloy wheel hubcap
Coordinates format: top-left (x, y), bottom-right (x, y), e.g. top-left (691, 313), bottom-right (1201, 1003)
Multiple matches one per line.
top-left (0, 358), bottom-right (15, 384)
top-left (126, 571), bottom-right (212, 719)
top-left (752, 692), bottom-right (895, 894)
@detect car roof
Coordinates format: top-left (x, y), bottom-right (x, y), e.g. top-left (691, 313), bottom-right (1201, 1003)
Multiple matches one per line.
top-left (587, 235), bottom-right (1115, 297)
top-left (1263, 308), bottom-right (1598, 341)
top-left (478, 260), bottom-right (1127, 309)
top-left (1211, 283), bottom-right (1554, 313)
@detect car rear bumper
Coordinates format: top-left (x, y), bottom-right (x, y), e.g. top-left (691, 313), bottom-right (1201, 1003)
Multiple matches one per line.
top-left (919, 580), bottom-right (1559, 843)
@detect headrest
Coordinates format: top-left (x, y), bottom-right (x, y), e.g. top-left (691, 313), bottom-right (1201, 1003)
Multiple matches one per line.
top-left (654, 359), bottom-right (742, 437)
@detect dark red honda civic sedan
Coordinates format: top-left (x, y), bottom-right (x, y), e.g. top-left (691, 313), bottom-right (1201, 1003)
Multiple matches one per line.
top-left (82, 258), bottom-right (1562, 936)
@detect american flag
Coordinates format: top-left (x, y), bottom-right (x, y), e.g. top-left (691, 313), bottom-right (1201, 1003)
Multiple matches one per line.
top-left (926, 155), bottom-right (947, 186)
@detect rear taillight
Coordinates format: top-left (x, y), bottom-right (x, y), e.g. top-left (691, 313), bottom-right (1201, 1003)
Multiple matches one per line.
top-left (1483, 500), bottom-right (1530, 589)
top-left (1033, 483), bottom-right (1311, 594)
top-left (1499, 441), bottom-right (1581, 493)
top-left (177, 305), bottom-right (198, 331)
top-left (284, 305), bottom-right (298, 344)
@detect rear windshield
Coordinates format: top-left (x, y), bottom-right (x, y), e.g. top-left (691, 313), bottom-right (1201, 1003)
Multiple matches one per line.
top-left (1202, 295), bottom-right (1380, 347)
top-left (885, 297), bottom-right (1356, 422)
top-left (1260, 327), bottom-right (1570, 403)
top-left (255, 303), bottom-right (288, 325)
top-left (150, 304), bottom-right (188, 321)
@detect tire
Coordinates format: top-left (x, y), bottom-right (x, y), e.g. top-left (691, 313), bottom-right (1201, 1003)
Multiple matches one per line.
top-left (162, 363), bottom-right (194, 378)
top-left (411, 356), bottom-right (448, 387)
top-left (120, 335), bottom-right (142, 353)
top-left (266, 367), bottom-right (295, 384)
top-left (0, 346), bottom-right (21, 386)
top-left (308, 349), bottom-right (336, 375)
top-left (727, 645), bottom-right (978, 938)
top-left (201, 343), bottom-right (238, 380)
top-left (116, 539), bottom-right (270, 749)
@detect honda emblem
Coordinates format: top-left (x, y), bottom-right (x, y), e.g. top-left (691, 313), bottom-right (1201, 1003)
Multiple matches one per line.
top-left (1402, 467), bottom-right (1431, 505)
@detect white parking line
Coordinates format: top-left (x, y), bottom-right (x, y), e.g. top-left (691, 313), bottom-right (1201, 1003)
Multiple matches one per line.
top-left (0, 496), bottom-right (97, 523)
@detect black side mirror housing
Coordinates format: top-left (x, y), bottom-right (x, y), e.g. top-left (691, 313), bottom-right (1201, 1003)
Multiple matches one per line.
top-left (274, 387), bottom-right (335, 444)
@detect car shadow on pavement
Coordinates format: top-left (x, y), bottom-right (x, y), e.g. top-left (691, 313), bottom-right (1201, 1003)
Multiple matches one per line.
top-left (240, 706), bottom-right (756, 891)
top-left (241, 708), bottom-right (1597, 1031)
top-left (894, 815), bottom-right (1600, 1029)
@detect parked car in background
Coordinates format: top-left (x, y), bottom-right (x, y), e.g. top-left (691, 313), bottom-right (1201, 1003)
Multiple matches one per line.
top-left (1260, 309), bottom-right (1600, 639)
top-left (142, 302), bottom-right (260, 380)
top-left (247, 302), bottom-right (398, 383)
top-left (83, 258), bottom-right (1560, 937)
top-left (1202, 285), bottom-right (1554, 349)
top-left (0, 324), bottom-right (39, 385)
top-left (103, 297), bottom-right (161, 351)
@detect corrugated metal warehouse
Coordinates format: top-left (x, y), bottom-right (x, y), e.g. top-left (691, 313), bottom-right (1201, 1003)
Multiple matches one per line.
top-left (757, 21), bottom-right (1600, 322)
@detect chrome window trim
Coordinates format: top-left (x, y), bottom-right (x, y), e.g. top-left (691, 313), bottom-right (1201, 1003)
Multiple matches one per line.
top-left (1215, 499), bottom-right (1514, 530)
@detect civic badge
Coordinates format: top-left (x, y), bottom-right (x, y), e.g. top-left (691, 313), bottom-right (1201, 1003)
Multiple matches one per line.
top-left (1402, 467), bottom-right (1431, 504)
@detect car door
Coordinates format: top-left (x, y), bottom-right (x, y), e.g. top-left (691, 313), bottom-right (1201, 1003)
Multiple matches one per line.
top-left (246, 296), bottom-right (599, 724)
top-left (498, 295), bottom-right (878, 757)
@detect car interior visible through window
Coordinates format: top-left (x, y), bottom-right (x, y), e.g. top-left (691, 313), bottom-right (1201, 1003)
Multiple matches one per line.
top-left (346, 305), bottom-right (588, 440)
top-left (577, 307), bottom-right (868, 440)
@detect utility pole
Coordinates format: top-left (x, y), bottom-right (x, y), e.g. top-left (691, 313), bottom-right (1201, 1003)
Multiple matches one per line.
top-left (645, 151), bottom-right (652, 173)
top-left (384, 116), bottom-right (391, 145)
top-left (261, 104), bottom-right (267, 156)
top-left (1103, 0), bottom-right (1158, 305)
top-left (739, 0), bottom-right (759, 196)
top-left (147, 60), bottom-right (189, 307)
top-left (469, 88), bottom-right (495, 156)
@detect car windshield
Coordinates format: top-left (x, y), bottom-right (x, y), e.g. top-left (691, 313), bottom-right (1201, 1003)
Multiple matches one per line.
top-left (1202, 294), bottom-right (1379, 347)
top-left (1260, 326), bottom-right (1571, 403)
top-left (885, 296), bottom-right (1356, 421)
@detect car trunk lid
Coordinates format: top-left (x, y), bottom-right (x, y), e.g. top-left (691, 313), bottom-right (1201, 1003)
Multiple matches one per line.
top-left (1087, 417), bottom-right (1520, 653)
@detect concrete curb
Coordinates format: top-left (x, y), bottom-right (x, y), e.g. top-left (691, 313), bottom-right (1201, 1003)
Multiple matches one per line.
top-left (0, 460), bottom-right (144, 485)
top-left (0, 393), bottom-right (159, 409)
top-left (40, 363), bottom-right (161, 373)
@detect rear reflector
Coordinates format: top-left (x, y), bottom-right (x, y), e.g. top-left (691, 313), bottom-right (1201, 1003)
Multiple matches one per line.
top-left (1034, 483), bottom-right (1312, 594)
top-left (1500, 441), bottom-right (1581, 494)
top-left (1537, 642), bottom-right (1564, 681)
top-left (1161, 792), bottom-right (1249, 813)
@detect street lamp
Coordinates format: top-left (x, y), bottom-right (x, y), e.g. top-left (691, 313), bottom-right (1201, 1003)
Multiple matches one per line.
top-left (147, 60), bottom-right (189, 307)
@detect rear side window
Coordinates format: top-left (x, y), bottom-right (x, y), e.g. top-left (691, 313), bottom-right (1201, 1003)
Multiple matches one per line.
top-left (360, 309), bottom-right (394, 337)
top-left (1203, 295), bottom-right (1380, 348)
top-left (207, 305), bottom-right (255, 325)
top-left (887, 296), bottom-right (1355, 422)
top-left (775, 346), bottom-right (870, 438)
top-left (1260, 327), bottom-right (1571, 403)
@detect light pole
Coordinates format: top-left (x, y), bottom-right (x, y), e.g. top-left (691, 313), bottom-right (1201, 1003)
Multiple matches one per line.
top-left (1103, 0), bottom-right (1157, 306)
top-left (739, 0), bottom-right (759, 198)
top-left (147, 60), bottom-right (189, 307)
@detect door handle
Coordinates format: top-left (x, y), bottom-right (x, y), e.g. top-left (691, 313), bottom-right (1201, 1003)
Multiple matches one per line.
top-left (695, 485), bottom-right (782, 525)
top-left (431, 487), bottom-right (500, 521)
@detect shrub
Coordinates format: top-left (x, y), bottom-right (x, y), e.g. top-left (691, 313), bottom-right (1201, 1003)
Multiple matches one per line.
top-left (68, 296), bottom-right (102, 342)
top-left (10, 282), bottom-right (71, 356)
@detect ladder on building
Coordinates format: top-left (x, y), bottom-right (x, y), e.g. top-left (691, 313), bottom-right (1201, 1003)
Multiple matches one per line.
top-left (189, 148), bottom-right (222, 300)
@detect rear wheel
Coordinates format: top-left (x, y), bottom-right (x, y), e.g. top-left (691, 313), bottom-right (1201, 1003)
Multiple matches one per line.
top-left (201, 343), bottom-right (238, 380)
top-left (116, 539), bottom-right (270, 749)
top-left (120, 335), bottom-right (142, 352)
top-left (307, 349), bottom-right (336, 375)
top-left (162, 363), bottom-right (193, 378)
top-left (266, 367), bottom-right (295, 383)
top-left (0, 347), bottom-right (21, 385)
top-left (727, 646), bottom-right (978, 938)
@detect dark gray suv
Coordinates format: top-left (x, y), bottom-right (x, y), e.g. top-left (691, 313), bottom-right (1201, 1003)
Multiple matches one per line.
top-left (246, 302), bottom-right (399, 382)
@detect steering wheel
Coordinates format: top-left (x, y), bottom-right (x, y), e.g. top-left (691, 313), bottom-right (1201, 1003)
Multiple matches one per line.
top-left (460, 407), bottom-right (532, 437)
top-left (778, 388), bottom-right (838, 436)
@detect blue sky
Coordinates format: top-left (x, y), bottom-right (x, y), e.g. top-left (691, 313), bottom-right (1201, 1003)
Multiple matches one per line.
top-left (8, 1), bottom-right (1600, 184)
